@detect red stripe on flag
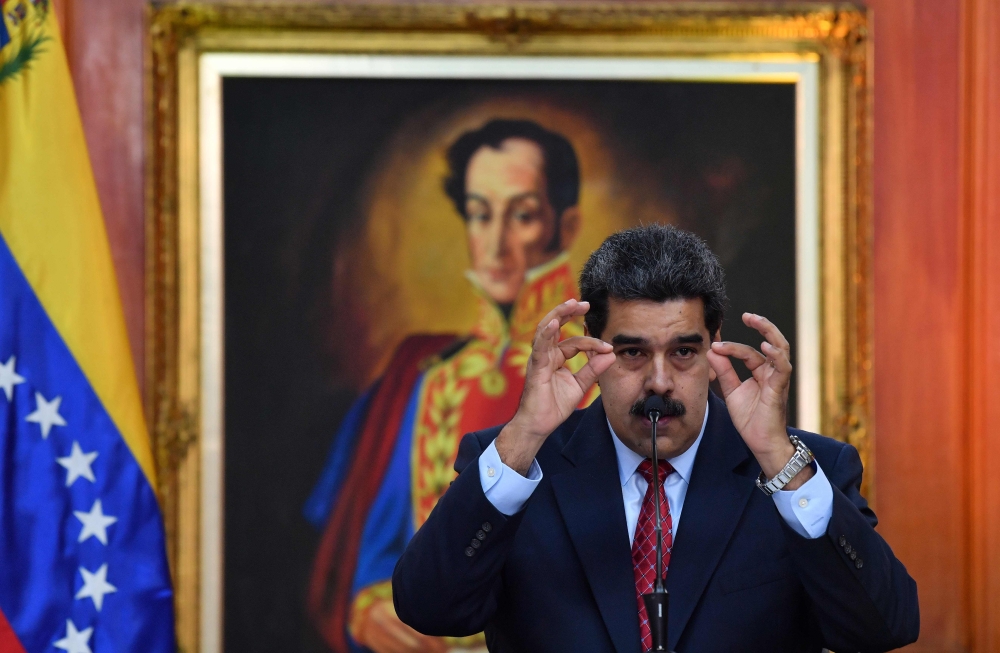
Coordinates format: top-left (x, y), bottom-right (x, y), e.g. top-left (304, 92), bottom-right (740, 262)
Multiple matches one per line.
top-left (0, 608), bottom-right (26, 653)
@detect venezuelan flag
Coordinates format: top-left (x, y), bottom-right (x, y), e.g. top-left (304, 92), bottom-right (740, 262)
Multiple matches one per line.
top-left (0, 2), bottom-right (175, 652)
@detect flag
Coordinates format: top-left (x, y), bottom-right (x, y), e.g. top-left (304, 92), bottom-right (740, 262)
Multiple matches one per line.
top-left (0, 1), bottom-right (175, 652)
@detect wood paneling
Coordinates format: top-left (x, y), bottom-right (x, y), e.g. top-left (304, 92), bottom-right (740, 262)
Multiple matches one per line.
top-left (963, 0), bottom-right (1000, 648)
top-left (57, 0), bottom-right (147, 391)
top-left (58, 0), bottom-right (1000, 649)
top-left (866, 1), bottom-right (969, 649)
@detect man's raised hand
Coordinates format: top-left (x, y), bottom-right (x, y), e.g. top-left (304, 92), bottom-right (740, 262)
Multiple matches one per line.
top-left (707, 313), bottom-right (811, 486)
top-left (496, 299), bottom-right (616, 475)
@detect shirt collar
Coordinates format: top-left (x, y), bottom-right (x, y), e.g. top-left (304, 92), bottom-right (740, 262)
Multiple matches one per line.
top-left (607, 401), bottom-right (710, 487)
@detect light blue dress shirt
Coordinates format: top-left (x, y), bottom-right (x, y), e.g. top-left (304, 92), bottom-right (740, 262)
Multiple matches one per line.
top-left (478, 403), bottom-right (834, 540)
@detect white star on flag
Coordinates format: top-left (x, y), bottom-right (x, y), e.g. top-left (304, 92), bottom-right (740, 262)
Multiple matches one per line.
top-left (25, 392), bottom-right (67, 438)
top-left (0, 355), bottom-right (25, 401)
top-left (56, 442), bottom-right (98, 487)
top-left (74, 499), bottom-right (118, 545)
top-left (75, 563), bottom-right (117, 611)
top-left (53, 619), bottom-right (93, 653)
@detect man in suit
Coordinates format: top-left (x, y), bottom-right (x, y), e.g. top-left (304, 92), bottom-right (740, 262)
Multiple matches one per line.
top-left (392, 224), bottom-right (919, 652)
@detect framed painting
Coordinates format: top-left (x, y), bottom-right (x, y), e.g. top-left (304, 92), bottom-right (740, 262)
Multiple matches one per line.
top-left (146, 4), bottom-right (871, 652)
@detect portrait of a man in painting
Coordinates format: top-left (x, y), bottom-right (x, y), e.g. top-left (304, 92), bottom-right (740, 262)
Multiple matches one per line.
top-left (302, 118), bottom-right (596, 652)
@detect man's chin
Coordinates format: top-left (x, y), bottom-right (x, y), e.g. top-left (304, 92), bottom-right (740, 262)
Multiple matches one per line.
top-left (625, 418), bottom-right (687, 458)
top-left (477, 276), bottom-right (522, 305)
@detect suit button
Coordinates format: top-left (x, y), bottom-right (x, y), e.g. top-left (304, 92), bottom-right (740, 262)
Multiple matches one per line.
top-left (482, 522), bottom-right (492, 533)
top-left (476, 530), bottom-right (486, 540)
top-left (471, 539), bottom-right (481, 549)
top-left (838, 535), bottom-right (847, 547)
top-left (465, 547), bottom-right (475, 557)
top-left (850, 551), bottom-right (857, 561)
top-left (855, 558), bottom-right (864, 569)
top-left (844, 545), bottom-right (852, 554)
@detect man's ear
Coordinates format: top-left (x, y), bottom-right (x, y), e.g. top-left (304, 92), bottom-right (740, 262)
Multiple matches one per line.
top-left (708, 328), bottom-right (722, 382)
top-left (559, 206), bottom-right (581, 250)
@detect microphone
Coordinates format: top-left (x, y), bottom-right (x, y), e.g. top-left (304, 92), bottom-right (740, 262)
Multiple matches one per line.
top-left (643, 395), bottom-right (667, 424)
top-left (641, 396), bottom-right (673, 653)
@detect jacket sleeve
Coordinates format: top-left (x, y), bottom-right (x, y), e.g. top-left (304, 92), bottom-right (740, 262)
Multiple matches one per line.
top-left (785, 442), bottom-right (920, 652)
top-left (392, 429), bottom-right (522, 636)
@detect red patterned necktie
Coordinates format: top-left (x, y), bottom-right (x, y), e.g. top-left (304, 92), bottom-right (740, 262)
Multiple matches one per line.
top-left (632, 459), bottom-right (674, 652)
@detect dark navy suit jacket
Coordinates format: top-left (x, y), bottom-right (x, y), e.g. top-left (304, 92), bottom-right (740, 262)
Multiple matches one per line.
top-left (392, 394), bottom-right (919, 652)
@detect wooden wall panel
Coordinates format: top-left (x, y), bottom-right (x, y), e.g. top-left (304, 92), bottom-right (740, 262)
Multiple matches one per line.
top-left (57, 0), bottom-right (1000, 649)
top-left (963, 0), bottom-right (1000, 648)
top-left (56, 0), bottom-right (147, 392)
top-left (865, 0), bottom-right (968, 650)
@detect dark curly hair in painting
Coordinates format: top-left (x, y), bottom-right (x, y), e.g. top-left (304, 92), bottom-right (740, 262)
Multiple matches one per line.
top-left (580, 224), bottom-right (728, 338)
top-left (443, 118), bottom-right (581, 222)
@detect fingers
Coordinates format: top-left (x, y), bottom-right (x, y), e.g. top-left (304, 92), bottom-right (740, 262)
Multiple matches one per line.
top-left (760, 340), bottom-right (792, 375)
top-left (530, 300), bottom-right (592, 368)
top-left (742, 313), bottom-right (790, 358)
top-left (710, 338), bottom-right (792, 399)
top-left (711, 341), bottom-right (767, 371)
top-left (761, 340), bottom-right (793, 398)
top-left (557, 336), bottom-right (612, 360)
top-left (364, 601), bottom-right (446, 653)
top-left (364, 610), bottom-right (421, 653)
top-left (572, 351), bottom-right (616, 391)
top-left (535, 299), bottom-right (590, 338)
top-left (527, 319), bottom-right (562, 382)
top-left (707, 348), bottom-right (741, 397)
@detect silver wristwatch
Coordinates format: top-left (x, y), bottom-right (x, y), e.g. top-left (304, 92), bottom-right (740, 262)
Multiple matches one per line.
top-left (755, 435), bottom-right (815, 496)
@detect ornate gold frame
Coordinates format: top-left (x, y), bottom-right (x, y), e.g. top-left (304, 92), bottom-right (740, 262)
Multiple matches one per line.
top-left (146, 4), bottom-right (871, 651)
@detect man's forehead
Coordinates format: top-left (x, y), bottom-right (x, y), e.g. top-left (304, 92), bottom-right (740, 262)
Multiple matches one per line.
top-left (603, 297), bottom-right (709, 339)
top-left (467, 140), bottom-right (545, 188)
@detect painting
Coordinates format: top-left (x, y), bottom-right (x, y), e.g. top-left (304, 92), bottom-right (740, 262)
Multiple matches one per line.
top-left (146, 6), bottom-right (871, 653)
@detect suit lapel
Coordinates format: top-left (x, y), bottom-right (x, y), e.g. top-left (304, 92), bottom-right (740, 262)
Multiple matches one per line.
top-left (666, 393), bottom-right (758, 650)
top-left (551, 398), bottom-right (640, 653)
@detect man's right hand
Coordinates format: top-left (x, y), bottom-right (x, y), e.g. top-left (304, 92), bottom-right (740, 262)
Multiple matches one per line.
top-left (355, 599), bottom-right (448, 653)
top-left (496, 299), bottom-right (616, 474)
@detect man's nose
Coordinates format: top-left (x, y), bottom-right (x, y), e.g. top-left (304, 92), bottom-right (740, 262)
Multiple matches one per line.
top-left (497, 215), bottom-right (515, 257)
top-left (644, 356), bottom-right (675, 397)
top-left (486, 214), bottom-right (513, 259)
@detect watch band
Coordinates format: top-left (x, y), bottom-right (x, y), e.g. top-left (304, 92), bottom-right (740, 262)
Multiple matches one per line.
top-left (755, 434), bottom-right (815, 496)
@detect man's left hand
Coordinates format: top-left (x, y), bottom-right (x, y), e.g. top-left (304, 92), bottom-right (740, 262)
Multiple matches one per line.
top-left (707, 313), bottom-right (813, 490)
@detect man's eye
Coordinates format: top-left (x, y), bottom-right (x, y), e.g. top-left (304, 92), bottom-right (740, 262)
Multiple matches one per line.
top-left (513, 210), bottom-right (536, 223)
top-left (675, 347), bottom-right (695, 357)
top-left (622, 348), bottom-right (642, 358)
top-left (467, 210), bottom-right (489, 223)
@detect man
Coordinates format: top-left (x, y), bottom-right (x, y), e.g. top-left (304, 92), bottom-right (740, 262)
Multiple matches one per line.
top-left (304, 119), bottom-right (595, 652)
top-left (392, 225), bottom-right (920, 652)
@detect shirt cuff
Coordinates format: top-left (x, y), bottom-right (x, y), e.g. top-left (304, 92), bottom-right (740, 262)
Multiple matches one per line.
top-left (479, 439), bottom-right (542, 516)
top-left (772, 461), bottom-right (834, 539)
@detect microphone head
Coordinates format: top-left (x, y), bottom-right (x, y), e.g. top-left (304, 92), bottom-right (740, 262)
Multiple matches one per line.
top-left (642, 396), bottom-right (667, 420)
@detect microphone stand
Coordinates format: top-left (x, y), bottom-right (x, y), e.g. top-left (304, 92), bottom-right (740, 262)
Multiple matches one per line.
top-left (642, 401), bottom-right (674, 653)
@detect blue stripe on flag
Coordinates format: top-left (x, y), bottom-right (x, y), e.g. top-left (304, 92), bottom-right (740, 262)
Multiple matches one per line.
top-left (0, 234), bottom-right (174, 653)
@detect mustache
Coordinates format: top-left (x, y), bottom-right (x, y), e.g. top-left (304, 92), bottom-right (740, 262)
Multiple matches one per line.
top-left (630, 395), bottom-right (686, 419)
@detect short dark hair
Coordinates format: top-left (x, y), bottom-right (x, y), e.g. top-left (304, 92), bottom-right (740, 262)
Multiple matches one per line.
top-left (579, 224), bottom-right (728, 338)
top-left (443, 119), bottom-right (580, 220)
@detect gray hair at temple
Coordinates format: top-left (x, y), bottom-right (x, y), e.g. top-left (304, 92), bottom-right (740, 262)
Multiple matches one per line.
top-left (579, 224), bottom-right (728, 339)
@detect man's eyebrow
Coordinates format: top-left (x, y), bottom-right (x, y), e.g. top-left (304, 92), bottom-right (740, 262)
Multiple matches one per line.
top-left (611, 335), bottom-right (650, 346)
top-left (673, 333), bottom-right (705, 345)
top-left (508, 191), bottom-right (542, 204)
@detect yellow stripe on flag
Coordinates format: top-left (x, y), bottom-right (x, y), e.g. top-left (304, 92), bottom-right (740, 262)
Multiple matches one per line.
top-left (0, 5), bottom-right (155, 487)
